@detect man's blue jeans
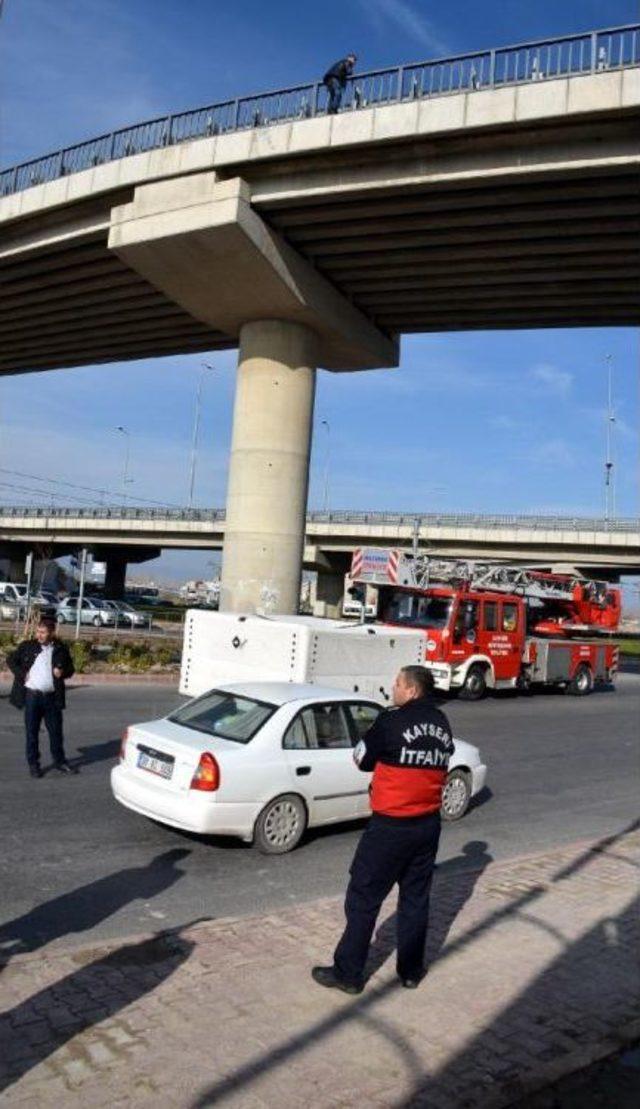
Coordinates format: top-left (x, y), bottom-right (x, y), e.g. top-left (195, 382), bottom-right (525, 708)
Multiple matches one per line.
top-left (325, 77), bottom-right (343, 114)
top-left (25, 689), bottom-right (66, 767)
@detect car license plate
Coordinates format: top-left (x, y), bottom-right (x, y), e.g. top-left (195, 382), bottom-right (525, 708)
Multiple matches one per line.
top-left (137, 746), bottom-right (174, 780)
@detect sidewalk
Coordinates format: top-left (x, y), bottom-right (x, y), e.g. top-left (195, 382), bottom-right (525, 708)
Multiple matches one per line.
top-left (1, 826), bottom-right (638, 1108)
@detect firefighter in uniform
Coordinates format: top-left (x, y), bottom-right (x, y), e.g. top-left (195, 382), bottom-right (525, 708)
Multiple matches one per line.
top-left (312, 665), bottom-right (453, 994)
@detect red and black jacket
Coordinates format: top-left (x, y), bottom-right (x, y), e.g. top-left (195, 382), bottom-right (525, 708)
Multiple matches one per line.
top-left (354, 697), bottom-right (453, 818)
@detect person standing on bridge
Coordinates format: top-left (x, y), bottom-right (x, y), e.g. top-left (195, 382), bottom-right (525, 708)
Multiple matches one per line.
top-left (323, 53), bottom-right (357, 114)
top-left (7, 616), bottom-right (77, 778)
top-left (312, 665), bottom-right (452, 994)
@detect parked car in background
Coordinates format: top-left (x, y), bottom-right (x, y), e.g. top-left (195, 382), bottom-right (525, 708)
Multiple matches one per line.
top-left (103, 600), bottom-right (148, 628)
top-left (0, 583), bottom-right (28, 619)
top-left (56, 597), bottom-right (116, 627)
top-left (111, 683), bottom-right (488, 854)
top-left (0, 583), bottom-right (56, 619)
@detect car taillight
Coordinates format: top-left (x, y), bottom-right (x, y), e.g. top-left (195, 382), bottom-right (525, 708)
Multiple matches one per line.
top-left (119, 727), bottom-right (129, 761)
top-left (190, 752), bottom-right (220, 792)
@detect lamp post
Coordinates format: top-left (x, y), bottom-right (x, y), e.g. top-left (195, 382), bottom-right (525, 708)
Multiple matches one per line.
top-left (321, 419), bottom-right (330, 514)
top-left (603, 354), bottom-right (616, 528)
top-left (188, 363), bottom-right (215, 510)
top-left (115, 426), bottom-right (132, 506)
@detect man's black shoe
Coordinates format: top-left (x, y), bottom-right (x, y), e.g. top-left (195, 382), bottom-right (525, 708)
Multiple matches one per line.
top-left (311, 966), bottom-right (363, 995)
top-left (399, 971), bottom-right (426, 989)
top-left (29, 766), bottom-right (43, 779)
top-left (53, 762), bottom-right (78, 775)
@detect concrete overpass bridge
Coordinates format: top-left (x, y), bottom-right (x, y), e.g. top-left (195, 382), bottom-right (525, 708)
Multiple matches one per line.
top-left (2, 25), bottom-right (639, 613)
top-left (1, 506), bottom-right (638, 603)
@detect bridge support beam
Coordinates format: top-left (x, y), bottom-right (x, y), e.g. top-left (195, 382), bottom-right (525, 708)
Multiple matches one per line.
top-left (220, 320), bottom-right (317, 615)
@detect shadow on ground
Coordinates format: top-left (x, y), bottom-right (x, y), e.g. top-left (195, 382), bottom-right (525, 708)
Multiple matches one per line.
top-left (0, 848), bottom-right (190, 961)
top-left (0, 926), bottom-right (198, 1094)
top-left (190, 821), bottom-right (639, 1108)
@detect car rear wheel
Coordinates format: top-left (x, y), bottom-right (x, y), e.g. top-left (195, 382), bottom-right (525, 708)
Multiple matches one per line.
top-left (567, 663), bottom-right (593, 696)
top-left (459, 664), bottom-right (488, 701)
top-left (254, 794), bottom-right (307, 855)
top-left (92, 616), bottom-right (101, 626)
top-left (441, 769), bottom-right (472, 821)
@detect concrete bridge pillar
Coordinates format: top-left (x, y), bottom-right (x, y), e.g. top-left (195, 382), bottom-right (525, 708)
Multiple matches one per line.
top-left (7, 552), bottom-right (28, 583)
top-left (110, 172), bottom-right (397, 614)
top-left (314, 570), bottom-right (346, 619)
top-left (104, 553), bottom-right (128, 600)
top-left (219, 320), bottom-right (317, 615)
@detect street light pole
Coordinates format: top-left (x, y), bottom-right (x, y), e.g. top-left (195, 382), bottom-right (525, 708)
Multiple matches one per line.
top-left (604, 354), bottom-right (616, 528)
top-left (188, 363), bottom-right (215, 510)
top-left (321, 419), bottom-right (330, 513)
top-left (115, 426), bottom-right (131, 506)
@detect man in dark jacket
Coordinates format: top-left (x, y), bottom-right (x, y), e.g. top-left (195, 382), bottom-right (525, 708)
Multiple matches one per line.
top-left (7, 617), bottom-right (76, 778)
top-left (312, 665), bottom-right (452, 993)
top-left (323, 53), bottom-right (357, 114)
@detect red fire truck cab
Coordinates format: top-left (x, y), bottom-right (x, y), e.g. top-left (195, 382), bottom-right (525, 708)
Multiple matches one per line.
top-left (351, 550), bottom-right (620, 700)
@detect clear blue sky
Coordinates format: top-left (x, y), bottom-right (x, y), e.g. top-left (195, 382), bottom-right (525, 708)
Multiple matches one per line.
top-left (0, 1), bottom-right (638, 593)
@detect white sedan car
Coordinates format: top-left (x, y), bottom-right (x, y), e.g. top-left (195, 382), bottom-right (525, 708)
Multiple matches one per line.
top-left (111, 683), bottom-right (487, 854)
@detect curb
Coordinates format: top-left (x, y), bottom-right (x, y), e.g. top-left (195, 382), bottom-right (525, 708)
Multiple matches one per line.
top-left (3, 832), bottom-right (634, 970)
top-left (0, 670), bottom-right (179, 687)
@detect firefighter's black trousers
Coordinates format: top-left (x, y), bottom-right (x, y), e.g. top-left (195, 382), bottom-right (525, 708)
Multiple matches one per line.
top-left (333, 811), bottom-right (441, 985)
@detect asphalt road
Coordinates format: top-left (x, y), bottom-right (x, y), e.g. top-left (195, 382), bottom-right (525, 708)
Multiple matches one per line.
top-left (0, 676), bottom-right (638, 954)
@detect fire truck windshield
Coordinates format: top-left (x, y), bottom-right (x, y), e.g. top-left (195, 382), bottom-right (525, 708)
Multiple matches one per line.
top-left (382, 589), bottom-right (453, 630)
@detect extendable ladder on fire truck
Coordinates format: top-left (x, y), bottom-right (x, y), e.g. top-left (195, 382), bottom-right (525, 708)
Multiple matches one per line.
top-left (351, 548), bottom-right (612, 607)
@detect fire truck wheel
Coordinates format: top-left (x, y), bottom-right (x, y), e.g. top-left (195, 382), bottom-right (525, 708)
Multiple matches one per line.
top-left (567, 664), bottom-right (593, 696)
top-left (459, 664), bottom-right (488, 701)
top-left (254, 794), bottom-right (307, 854)
top-left (441, 770), bottom-right (471, 821)
top-left (516, 669), bottom-right (533, 695)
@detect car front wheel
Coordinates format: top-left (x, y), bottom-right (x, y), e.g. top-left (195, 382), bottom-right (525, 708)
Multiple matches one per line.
top-left (56, 613), bottom-right (66, 624)
top-left (254, 794), bottom-right (307, 854)
top-left (441, 769), bottom-right (472, 821)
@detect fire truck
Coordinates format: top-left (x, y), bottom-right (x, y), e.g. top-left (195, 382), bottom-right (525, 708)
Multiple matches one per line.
top-left (349, 548), bottom-right (621, 699)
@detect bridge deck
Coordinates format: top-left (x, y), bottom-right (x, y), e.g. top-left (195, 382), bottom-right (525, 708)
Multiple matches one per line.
top-left (1, 27), bottom-right (639, 373)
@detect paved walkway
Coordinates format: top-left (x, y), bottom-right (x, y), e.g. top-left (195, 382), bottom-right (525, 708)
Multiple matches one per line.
top-left (1, 826), bottom-right (638, 1108)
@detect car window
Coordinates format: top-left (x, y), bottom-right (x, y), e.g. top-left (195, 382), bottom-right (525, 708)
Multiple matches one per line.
top-left (169, 690), bottom-right (275, 744)
top-left (301, 704), bottom-right (351, 750)
top-left (66, 598), bottom-right (77, 609)
top-left (347, 702), bottom-right (381, 741)
top-left (283, 716), bottom-right (310, 750)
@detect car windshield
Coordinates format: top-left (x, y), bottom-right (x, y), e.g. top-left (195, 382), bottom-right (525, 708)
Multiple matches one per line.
top-left (382, 589), bottom-right (453, 630)
top-left (169, 690), bottom-right (276, 744)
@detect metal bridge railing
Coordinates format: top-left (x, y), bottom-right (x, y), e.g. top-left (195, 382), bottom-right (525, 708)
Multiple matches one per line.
top-left (0, 506), bottom-right (638, 533)
top-left (1, 24), bottom-right (638, 198)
